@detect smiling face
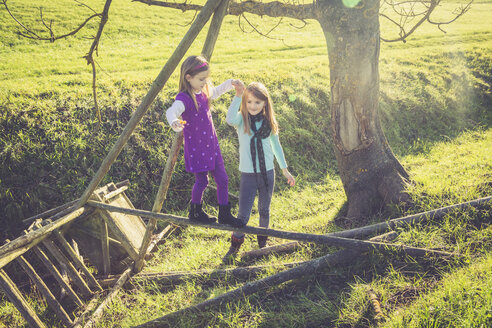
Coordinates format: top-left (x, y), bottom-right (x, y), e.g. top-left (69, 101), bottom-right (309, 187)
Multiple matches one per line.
top-left (245, 93), bottom-right (265, 116)
top-left (186, 69), bottom-right (210, 93)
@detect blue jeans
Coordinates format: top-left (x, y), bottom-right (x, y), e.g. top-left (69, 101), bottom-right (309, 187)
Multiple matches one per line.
top-left (233, 170), bottom-right (275, 239)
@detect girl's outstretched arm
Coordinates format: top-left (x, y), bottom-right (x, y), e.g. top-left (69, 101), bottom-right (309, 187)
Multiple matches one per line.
top-left (210, 79), bottom-right (234, 100)
top-left (226, 96), bottom-right (243, 127)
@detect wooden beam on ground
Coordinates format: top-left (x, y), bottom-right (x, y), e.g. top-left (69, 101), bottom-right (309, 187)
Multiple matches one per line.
top-left (87, 201), bottom-right (458, 259)
top-left (75, 0), bottom-right (223, 211)
top-left (331, 196), bottom-right (492, 239)
top-left (133, 232), bottom-right (398, 327)
top-left (0, 207), bottom-right (89, 270)
top-left (77, 267), bottom-right (133, 328)
top-left (241, 241), bottom-right (301, 262)
top-left (0, 269), bottom-right (47, 328)
top-left (144, 225), bottom-right (178, 260)
top-left (16, 255), bottom-right (73, 326)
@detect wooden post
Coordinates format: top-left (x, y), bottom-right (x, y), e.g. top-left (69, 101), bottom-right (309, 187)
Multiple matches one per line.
top-left (135, 0), bottom-right (230, 273)
top-left (16, 255), bottom-right (73, 326)
top-left (0, 269), bottom-right (47, 328)
top-left (33, 246), bottom-right (83, 307)
top-left (101, 219), bottom-right (111, 275)
top-left (75, 0), bottom-right (223, 211)
top-left (202, 0), bottom-right (230, 60)
top-left (52, 230), bottom-right (103, 292)
top-left (134, 131), bottom-right (183, 272)
top-left (87, 201), bottom-right (458, 258)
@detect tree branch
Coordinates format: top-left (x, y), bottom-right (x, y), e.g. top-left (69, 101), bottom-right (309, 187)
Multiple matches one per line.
top-left (132, 0), bottom-right (318, 20)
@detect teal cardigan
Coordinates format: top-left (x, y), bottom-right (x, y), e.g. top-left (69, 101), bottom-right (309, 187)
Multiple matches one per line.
top-left (226, 96), bottom-right (288, 173)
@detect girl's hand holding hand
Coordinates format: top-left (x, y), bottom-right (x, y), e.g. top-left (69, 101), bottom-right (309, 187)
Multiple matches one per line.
top-left (282, 168), bottom-right (295, 187)
top-left (171, 120), bottom-right (185, 131)
top-left (232, 79), bottom-right (245, 97)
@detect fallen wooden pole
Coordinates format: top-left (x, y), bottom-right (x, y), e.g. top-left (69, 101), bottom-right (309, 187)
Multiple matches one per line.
top-left (133, 232), bottom-right (398, 327)
top-left (331, 196), bottom-right (492, 239)
top-left (241, 242), bottom-right (301, 262)
top-left (87, 201), bottom-right (458, 258)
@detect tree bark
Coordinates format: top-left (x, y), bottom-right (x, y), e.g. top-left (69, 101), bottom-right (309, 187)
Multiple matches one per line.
top-left (318, 0), bottom-right (410, 218)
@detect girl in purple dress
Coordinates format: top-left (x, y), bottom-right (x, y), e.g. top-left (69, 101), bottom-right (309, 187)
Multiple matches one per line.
top-left (166, 55), bottom-right (244, 226)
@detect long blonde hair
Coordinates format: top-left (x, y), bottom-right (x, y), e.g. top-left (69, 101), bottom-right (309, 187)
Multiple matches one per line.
top-left (179, 55), bottom-right (212, 110)
top-left (240, 82), bottom-right (278, 135)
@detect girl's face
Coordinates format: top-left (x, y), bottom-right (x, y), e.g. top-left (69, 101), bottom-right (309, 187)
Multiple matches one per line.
top-left (186, 69), bottom-right (209, 92)
top-left (246, 93), bottom-right (265, 116)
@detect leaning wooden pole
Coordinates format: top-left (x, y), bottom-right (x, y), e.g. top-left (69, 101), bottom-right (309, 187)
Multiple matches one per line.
top-left (133, 233), bottom-right (397, 327)
top-left (135, 0), bottom-right (231, 272)
top-left (87, 200), bottom-right (457, 258)
top-left (74, 0), bottom-right (223, 212)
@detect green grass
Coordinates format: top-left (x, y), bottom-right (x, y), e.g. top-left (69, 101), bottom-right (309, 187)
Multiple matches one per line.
top-left (0, 0), bottom-right (491, 327)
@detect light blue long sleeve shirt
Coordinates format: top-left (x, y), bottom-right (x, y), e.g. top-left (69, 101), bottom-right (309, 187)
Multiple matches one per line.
top-left (226, 96), bottom-right (288, 173)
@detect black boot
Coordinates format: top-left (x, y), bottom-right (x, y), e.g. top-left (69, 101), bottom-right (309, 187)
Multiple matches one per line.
top-left (218, 203), bottom-right (245, 227)
top-left (257, 235), bottom-right (268, 249)
top-left (189, 202), bottom-right (216, 224)
top-left (222, 234), bottom-right (244, 265)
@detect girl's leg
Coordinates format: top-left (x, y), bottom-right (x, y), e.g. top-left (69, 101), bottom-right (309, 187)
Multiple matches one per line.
top-left (232, 172), bottom-right (258, 239)
top-left (257, 170), bottom-right (275, 228)
top-left (210, 155), bottom-right (229, 205)
top-left (191, 171), bottom-right (209, 204)
top-left (257, 170), bottom-right (275, 248)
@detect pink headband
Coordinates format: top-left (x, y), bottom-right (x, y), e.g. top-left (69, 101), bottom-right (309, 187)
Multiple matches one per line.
top-left (193, 62), bottom-right (208, 71)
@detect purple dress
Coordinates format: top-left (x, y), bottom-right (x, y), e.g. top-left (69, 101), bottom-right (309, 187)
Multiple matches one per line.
top-left (177, 92), bottom-right (223, 173)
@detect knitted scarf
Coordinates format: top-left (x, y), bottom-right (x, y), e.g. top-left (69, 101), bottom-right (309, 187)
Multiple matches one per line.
top-left (249, 113), bottom-right (271, 189)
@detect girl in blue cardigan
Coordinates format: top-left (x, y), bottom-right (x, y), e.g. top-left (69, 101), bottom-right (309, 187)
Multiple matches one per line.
top-left (223, 82), bottom-right (295, 263)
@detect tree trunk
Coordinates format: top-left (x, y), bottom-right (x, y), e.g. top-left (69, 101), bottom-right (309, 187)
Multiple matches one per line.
top-left (318, 0), bottom-right (410, 218)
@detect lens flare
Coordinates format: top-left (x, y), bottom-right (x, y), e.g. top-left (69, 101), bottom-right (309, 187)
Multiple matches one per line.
top-left (342, 0), bottom-right (362, 8)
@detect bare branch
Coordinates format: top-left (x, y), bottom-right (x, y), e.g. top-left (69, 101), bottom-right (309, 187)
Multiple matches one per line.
top-left (381, 0), bottom-right (474, 43)
top-left (2, 0), bottom-right (101, 42)
top-left (133, 0), bottom-right (317, 20)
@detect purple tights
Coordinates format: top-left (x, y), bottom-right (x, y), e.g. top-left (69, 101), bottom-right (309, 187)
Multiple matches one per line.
top-left (191, 158), bottom-right (229, 205)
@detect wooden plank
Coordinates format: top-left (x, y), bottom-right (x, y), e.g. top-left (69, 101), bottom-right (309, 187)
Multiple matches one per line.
top-left (87, 201), bottom-right (459, 258)
top-left (0, 269), bottom-right (46, 328)
top-left (102, 186), bottom-right (128, 201)
top-left (40, 237), bottom-right (93, 297)
top-left (101, 219), bottom-right (111, 276)
top-left (16, 255), bottom-right (73, 326)
top-left (0, 207), bottom-right (88, 270)
top-left (75, 0), bottom-right (223, 209)
top-left (52, 230), bottom-right (103, 292)
top-left (33, 246), bottom-right (83, 307)
top-left (99, 210), bottom-right (139, 260)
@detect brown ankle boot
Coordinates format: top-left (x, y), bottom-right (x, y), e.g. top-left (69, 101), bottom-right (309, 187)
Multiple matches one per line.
top-left (257, 235), bottom-right (268, 248)
top-left (222, 234), bottom-right (244, 265)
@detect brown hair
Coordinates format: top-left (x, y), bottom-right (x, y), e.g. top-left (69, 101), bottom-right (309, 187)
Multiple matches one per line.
top-left (240, 82), bottom-right (278, 135)
top-left (179, 55), bottom-right (212, 110)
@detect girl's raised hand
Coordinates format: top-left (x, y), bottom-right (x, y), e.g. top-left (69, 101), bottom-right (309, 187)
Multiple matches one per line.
top-left (171, 120), bottom-right (185, 131)
top-left (282, 168), bottom-right (295, 187)
top-left (231, 79), bottom-right (245, 97)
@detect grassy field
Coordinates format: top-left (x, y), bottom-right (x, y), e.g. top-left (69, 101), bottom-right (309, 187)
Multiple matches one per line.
top-left (0, 0), bottom-right (491, 327)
